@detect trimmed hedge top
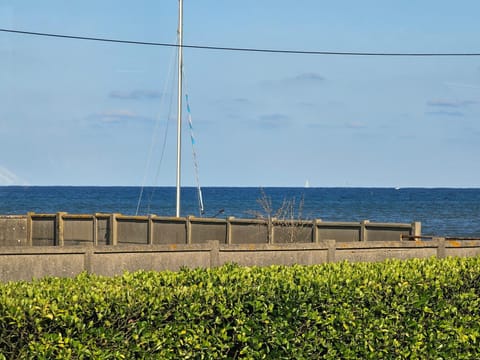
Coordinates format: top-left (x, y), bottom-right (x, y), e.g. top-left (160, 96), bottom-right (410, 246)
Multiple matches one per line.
top-left (1, 257), bottom-right (480, 359)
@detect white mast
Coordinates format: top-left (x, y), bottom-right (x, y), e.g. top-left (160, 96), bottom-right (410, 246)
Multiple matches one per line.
top-left (176, 0), bottom-right (183, 217)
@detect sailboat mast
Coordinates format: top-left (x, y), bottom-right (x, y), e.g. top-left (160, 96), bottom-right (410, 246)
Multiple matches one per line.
top-left (176, 0), bottom-right (183, 217)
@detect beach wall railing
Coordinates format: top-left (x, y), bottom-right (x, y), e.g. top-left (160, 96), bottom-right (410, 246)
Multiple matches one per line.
top-left (0, 213), bottom-right (421, 246)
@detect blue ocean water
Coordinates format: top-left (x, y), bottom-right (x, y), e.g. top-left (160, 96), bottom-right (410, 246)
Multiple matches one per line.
top-left (0, 186), bottom-right (479, 237)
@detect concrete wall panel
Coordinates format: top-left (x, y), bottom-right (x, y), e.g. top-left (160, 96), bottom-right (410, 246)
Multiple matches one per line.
top-left (191, 221), bottom-right (227, 244)
top-left (0, 253), bottom-right (85, 282)
top-left (1, 240), bottom-right (480, 282)
top-left (96, 218), bottom-right (110, 245)
top-left (273, 224), bottom-right (313, 243)
top-left (152, 220), bottom-right (186, 244)
top-left (318, 227), bottom-right (360, 242)
top-left (231, 223), bottom-right (268, 244)
top-left (219, 249), bottom-right (328, 267)
top-left (366, 227), bottom-right (410, 241)
top-left (335, 248), bottom-right (437, 262)
top-left (91, 250), bottom-right (210, 276)
top-left (445, 240), bottom-right (480, 257)
top-left (117, 219), bottom-right (148, 244)
top-left (32, 218), bottom-right (55, 246)
top-left (0, 214), bottom-right (420, 246)
top-left (64, 218), bottom-right (94, 245)
top-left (0, 217), bottom-right (28, 246)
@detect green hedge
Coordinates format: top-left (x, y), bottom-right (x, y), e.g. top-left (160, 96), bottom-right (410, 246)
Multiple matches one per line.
top-left (1, 257), bottom-right (479, 359)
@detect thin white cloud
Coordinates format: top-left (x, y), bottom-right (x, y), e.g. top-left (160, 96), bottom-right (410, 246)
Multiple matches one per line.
top-left (345, 121), bottom-right (367, 129)
top-left (290, 73), bottom-right (325, 82)
top-left (232, 98), bottom-right (250, 104)
top-left (444, 82), bottom-right (480, 90)
top-left (258, 114), bottom-right (290, 129)
top-left (297, 101), bottom-right (316, 108)
top-left (427, 99), bottom-right (479, 108)
top-left (109, 90), bottom-right (162, 100)
top-left (307, 120), bottom-right (367, 129)
top-left (426, 110), bottom-right (465, 117)
top-left (262, 72), bottom-right (326, 88)
top-left (0, 166), bottom-right (24, 185)
top-left (96, 110), bottom-right (152, 123)
top-left (216, 97), bottom-right (253, 106)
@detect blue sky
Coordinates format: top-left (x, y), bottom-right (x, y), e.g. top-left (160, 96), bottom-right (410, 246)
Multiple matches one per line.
top-left (1, 0), bottom-right (479, 187)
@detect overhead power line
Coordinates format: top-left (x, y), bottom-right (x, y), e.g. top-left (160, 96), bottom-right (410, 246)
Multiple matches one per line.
top-left (1, 28), bottom-right (480, 57)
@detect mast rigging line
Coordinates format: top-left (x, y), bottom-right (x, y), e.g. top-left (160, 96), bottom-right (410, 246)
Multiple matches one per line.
top-left (183, 70), bottom-right (205, 217)
top-left (2, 28), bottom-right (480, 57)
top-left (135, 45), bottom-right (178, 216)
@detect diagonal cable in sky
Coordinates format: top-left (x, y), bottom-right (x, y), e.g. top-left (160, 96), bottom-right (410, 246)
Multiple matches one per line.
top-left (1, 28), bottom-right (480, 57)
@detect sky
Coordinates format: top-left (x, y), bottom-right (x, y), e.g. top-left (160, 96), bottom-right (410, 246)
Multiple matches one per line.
top-left (0, 0), bottom-right (479, 187)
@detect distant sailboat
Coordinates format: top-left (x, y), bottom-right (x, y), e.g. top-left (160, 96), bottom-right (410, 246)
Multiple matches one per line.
top-left (304, 179), bottom-right (310, 188)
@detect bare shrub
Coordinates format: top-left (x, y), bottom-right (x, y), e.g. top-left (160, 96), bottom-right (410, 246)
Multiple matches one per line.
top-left (247, 188), bottom-right (311, 243)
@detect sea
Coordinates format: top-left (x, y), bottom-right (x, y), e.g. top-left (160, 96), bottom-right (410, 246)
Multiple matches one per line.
top-left (0, 186), bottom-right (479, 238)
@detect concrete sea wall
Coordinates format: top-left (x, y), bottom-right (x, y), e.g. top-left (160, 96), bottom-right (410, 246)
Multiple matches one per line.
top-left (2, 213), bottom-right (478, 282)
top-left (1, 239), bottom-right (480, 282)
top-left (0, 213), bottom-right (421, 246)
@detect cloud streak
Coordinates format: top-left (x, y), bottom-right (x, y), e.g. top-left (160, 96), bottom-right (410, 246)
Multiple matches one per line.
top-left (345, 121), bottom-right (367, 129)
top-left (216, 97), bottom-right (253, 108)
top-left (426, 110), bottom-right (465, 117)
top-left (444, 82), bottom-right (480, 90)
top-left (258, 114), bottom-right (290, 129)
top-left (427, 99), bottom-right (479, 108)
top-left (289, 73), bottom-right (325, 83)
top-left (262, 72), bottom-right (326, 88)
top-left (109, 90), bottom-right (162, 100)
top-left (426, 98), bottom-right (479, 117)
top-left (0, 165), bottom-right (24, 185)
top-left (95, 110), bottom-right (152, 123)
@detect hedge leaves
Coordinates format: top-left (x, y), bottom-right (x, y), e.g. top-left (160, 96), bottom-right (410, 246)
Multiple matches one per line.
top-left (1, 257), bottom-right (479, 359)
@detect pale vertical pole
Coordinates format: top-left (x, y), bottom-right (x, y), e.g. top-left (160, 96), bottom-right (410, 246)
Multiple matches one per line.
top-left (176, 0), bottom-right (184, 217)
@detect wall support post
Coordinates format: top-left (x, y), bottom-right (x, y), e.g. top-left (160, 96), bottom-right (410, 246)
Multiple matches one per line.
top-left (208, 240), bottom-right (220, 268)
top-left (26, 212), bottom-right (33, 246)
top-left (435, 237), bottom-right (446, 258)
top-left (110, 214), bottom-right (119, 246)
top-left (56, 212), bottom-right (66, 246)
top-left (327, 239), bottom-right (336, 263)
top-left (226, 217), bottom-right (234, 245)
top-left (360, 220), bottom-right (370, 242)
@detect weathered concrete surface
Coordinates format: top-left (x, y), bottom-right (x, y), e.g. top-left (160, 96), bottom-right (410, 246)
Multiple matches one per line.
top-left (117, 219), bottom-right (148, 245)
top-left (1, 239), bottom-right (479, 282)
top-left (90, 244), bottom-right (211, 276)
top-left (64, 218), bottom-right (94, 245)
top-left (0, 216), bottom-right (27, 246)
top-left (218, 243), bottom-right (329, 267)
top-left (1, 213), bottom-right (421, 246)
top-left (364, 225), bottom-right (409, 241)
top-left (317, 224), bottom-right (360, 242)
top-left (31, 217), bottom-right (55, 246)
top-left (334, 240), bottom-right (440, 262)
top-left (230, 221), bottom-right (268, 244)
top-left (151, 219), bottom-right (187, 245)
top-left (273, 224), bottom-right (313, 243)
top-left (190, 219), bottom-right (227, 244)
top-left (445, 240), bottom-right (480, 258)
top-left (0, 247), bottom-right (85, 282)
